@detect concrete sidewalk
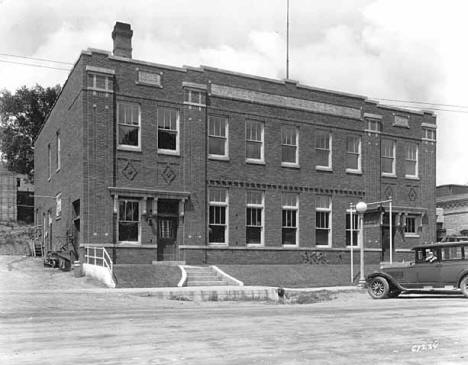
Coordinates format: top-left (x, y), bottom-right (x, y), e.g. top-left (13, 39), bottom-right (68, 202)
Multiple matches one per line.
top-left (0, 284), bottom-right (363, 302)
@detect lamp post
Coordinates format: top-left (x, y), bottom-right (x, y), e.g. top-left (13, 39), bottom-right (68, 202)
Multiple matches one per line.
top-left (356, 201), bottom-right (368, 287)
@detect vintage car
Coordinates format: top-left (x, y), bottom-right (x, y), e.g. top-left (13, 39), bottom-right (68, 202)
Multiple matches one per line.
top-left (367, 241), bottom-right (468, 299)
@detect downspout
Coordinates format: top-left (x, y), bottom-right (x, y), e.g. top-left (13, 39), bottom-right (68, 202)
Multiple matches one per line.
top-left (204, 84), bottom-right (209, 265)
top-left (112, 76), bottom-right (117, 265)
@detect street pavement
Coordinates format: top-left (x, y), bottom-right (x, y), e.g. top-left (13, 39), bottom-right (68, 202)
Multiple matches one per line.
top-left (1, 256), bottom-right (468, 364)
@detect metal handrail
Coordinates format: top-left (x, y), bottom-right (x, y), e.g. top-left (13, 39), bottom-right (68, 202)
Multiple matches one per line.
top-left (84, 246), bottom-right (113, 273)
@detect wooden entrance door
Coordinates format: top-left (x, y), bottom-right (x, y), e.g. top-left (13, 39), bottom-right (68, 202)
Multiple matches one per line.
top-left (157, 216), bottom-right (178, 261)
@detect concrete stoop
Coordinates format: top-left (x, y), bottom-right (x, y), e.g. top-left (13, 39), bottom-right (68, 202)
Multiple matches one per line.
top-left (183, 266), bottom-right (232, 286)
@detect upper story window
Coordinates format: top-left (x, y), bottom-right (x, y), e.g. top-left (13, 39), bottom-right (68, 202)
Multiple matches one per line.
top-left (56, 131), bottom-right (61, 171)
top-left (281, 126), bottom-right (298, 167)
top-left (87, 73), bottom-right (113, 94)
top-left (393, 115), bottom-right (409, 128)
top-left (246, 190), bottom-right (264, 245)
top-left (315, 131), bottom-right (332, 170)
top-left (346, 136), bottom-right (361, 173)
top-left (157, 107), bottom-right (179, 154)
top-left (282, 192), bottom-right (298, 245)
top-left (184, 89), bottom-right (206, 110)
top-left (367, 119), bottom-right (381, 132)
top-left (423, 128), bottom-right (436, 142)
top-left (245, 120), bottom-right (264, 163)
top-left (405, 142), bottom-right (418, 178)
top-left (47, 144), bottom-right (51, 180)
top-left (209, 188), bottom-right (228, 244)
top-left (316, 195), bottom-right (331, 246)
top-left (117, 102), bottom-right (141, 151)
top-left (208, 116), bottom-right (228, 159)
top-left (381, 139), bottom-right (395, 176)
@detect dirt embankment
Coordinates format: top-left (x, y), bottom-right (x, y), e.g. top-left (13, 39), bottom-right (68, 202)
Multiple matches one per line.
top-left (0, 223), bottom-right (35, 255)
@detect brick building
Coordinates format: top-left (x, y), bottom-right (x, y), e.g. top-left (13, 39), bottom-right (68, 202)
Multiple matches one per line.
top-left (436, 184), bottom-right (468, 239)
top-left (34, 22), bottom-right (437, 265)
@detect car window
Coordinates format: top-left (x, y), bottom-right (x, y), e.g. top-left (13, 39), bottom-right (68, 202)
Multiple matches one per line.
top-left (441, 246), bottom-right (463, 261)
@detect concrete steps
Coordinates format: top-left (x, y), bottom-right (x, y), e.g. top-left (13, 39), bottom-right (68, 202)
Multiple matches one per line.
top-left (184, 266), bottom-right (232, 286)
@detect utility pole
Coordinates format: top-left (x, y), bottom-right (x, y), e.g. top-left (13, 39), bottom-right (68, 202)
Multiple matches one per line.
top-left (286, 0), bottom-right (290, 79)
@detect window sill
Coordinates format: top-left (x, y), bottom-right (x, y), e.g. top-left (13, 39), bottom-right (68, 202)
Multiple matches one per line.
top-left (346, 169), bottom-right (362, 175)
top-left (346, 245), bottom-right (360, 249)
top-left (208, 243), bottom-right (228, 247)
top-left (158, 149), bottom-right (180, 156)
top-left (246, 243), bottom-right (264, 247)
top-left (246, 159), bottom-right (265, 165)
top-left (118, 145), bottom-right (142, 153)
top-left (404, 234), bottom-right (420, 238)
top-left (381, 173), bottom-right (397, 178)
top-left (316, 244), bottom-right (331, 248)
top-left (117, 241), bottom-right (142, 246)
top-left (209, 155), bottom-right (230, 161)
top-left (405, 175), bottom-right (420, 181)
top-left (282, 244), bottom-right (299, 248)
top-left (364, 129), bottom-right (381, 134)
top-left (281, 162), bottom-right (300, 169)
top-left (315, 166), bottom-right (332, 172)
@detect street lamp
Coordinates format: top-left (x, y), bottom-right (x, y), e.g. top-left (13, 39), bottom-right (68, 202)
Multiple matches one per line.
top-left (356, 201), bottom-right (368, 287)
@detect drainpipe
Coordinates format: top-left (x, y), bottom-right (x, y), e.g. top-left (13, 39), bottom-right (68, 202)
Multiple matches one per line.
top-left (204, 83), bottom-right (210, 265)
top-left (112, 77), bottom-right (117, 265)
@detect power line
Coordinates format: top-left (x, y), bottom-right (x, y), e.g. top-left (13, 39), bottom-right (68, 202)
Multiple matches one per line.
top-left (0, 53), bottom-right (74, 65)
top-left (380, 104), bottom-right (468, 114)
top-left (376, 98), bottom-right (468, 110)
top-left (0, 59), bottom-right (71, 71)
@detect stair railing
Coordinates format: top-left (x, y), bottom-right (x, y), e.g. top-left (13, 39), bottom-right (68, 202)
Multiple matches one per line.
top-left (84, 246), bottom-right (113, 274)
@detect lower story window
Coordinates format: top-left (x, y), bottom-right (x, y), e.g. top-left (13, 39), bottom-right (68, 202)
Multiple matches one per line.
top-left (246, 190), bottom-right (264, 244)
top-left (282, 209), bottom-right (297, 245)
top-left (118, 199), bottom-right (140, 242)
top-left (316, 211), bottom-right (330, 246)
top-left (346, 212), bottom-right (359, 246)
top-left (209, 189), bottom-right (228, 244)
top-left (405, 216), bottom-right (417, 235)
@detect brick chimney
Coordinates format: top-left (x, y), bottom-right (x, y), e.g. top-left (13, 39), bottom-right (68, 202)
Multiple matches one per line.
top-left (112, 22), bottom-right (133, 58)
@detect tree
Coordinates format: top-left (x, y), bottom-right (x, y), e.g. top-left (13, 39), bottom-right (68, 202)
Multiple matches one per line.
top-left (0, 84), bottom-right (61, 180)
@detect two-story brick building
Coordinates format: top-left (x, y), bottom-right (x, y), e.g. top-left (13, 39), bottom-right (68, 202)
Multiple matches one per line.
top-left (34, 22), bottom-right (437, 266)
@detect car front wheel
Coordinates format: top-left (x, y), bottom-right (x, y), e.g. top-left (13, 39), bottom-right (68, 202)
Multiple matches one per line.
top-left (368, 276), bottom-right (390, 299)
top-left (460, 276), bottom-right (468, 298)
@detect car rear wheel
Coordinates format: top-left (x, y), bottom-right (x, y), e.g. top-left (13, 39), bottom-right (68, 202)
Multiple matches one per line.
top-left (460, 276), bottom-right (468, 298)
top-left (368, 276), bottom-right (390, 299)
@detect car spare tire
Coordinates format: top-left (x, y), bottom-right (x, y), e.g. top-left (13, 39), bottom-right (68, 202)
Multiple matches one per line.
top-left (368, 276), bottom-right (390, 299)
top-left (460, 276), bottom-right (468, 298)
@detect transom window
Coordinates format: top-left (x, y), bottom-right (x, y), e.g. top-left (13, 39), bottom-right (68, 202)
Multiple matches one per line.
top-left (281, 126), bottom-right (298, 166)
top-left (184, 89), bottom-right (206, 110)
top-left (282, 193), bottom-right (298, 245)
top-left (209, 189), bottom-right (228, 244)
top-left (315, 131), bottom-right (331, 169)
top-left (346, 210), bottom-right (359, 246)
top-left (208, 116), bottom-right (228, 158)
top-left (118, 199), bottom-right (140, 243)
top-left (381, 139), bottom-right (395, 175)
top-left (246, 190), bottom-right (264, 245)
top-left (117, 102), bottom-right (141, 150)
top-left (157, 107), bottom-right (179, 153)
top-left (245, 120), bottom-right (264, 162)
top-left (346, 136), bottom-right (361, 172)
top-left (316, 196), bottom-right (331, 246)
top-left (405, 143), bottom-right (418, 178)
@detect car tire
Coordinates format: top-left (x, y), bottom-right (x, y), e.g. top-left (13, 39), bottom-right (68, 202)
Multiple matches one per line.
top-left (460, 276), bottom-right (468, 298)
top-left (368, 276), bottom-right (390, 299)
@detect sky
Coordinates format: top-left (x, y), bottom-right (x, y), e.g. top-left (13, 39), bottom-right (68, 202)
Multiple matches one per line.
top-left (0, 0), bottom-right (466, 186)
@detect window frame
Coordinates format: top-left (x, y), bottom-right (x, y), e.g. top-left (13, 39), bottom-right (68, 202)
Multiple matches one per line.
top-left (405, 142), bottom-right (419, 179)
top-left (345, 135), bottom-right (362, 174)
top-left (404, 215), bottom-right (419, 237)
top-left (208, 115), bottom-right (229, 160)
top-left (208, 189), bottom-right (229, 245)
top-left (245, 120), bottom-right (265, 164)
top-left (118, 198), bottom-right (141, 244)
top-left (281, 126), bottom-right (299, 168)
top-left (183, 88), bottom-right (206, 110)
top-left (117, 102), bottom-right (141, 152)
top-left (87, 72), bottom-right (113, 94)
top-left (315, 195), bottom-right (332, 247)
top-left (315, 130), bottom-right (332, 171)
top-left (56, 131), bottom-right (61, 172)
top-left (345, 209), bottom-right (360, 247)
top-left (157, 107), bottom-right (180, 155)
top-left (366, 119), bottom-right (381, 133)
top-left (423, 128), bottom-right (436, 142)
top-left (381, 139), bottom-right (396, 177)
top-left (246, 190), bottom-right (264, 246)
top-left (55, 193), bottom-right (62, 219)
top-left (281, 192), bottom-right (299, 246)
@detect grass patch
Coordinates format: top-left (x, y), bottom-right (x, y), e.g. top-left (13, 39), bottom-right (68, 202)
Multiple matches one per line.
top-left (218, 264), bottom-right (380, 288)
top-left (114, 265), bottom-right (181, 288)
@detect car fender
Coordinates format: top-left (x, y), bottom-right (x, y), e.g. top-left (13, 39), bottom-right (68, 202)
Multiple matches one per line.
top-left (456, 270), bottom-right (468, 288)
top-left (367, 272), bottom-right (405, 291)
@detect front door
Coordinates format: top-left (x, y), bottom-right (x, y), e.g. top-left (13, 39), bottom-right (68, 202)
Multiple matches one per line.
top-left (157, 216), bottom-right (178, 261)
